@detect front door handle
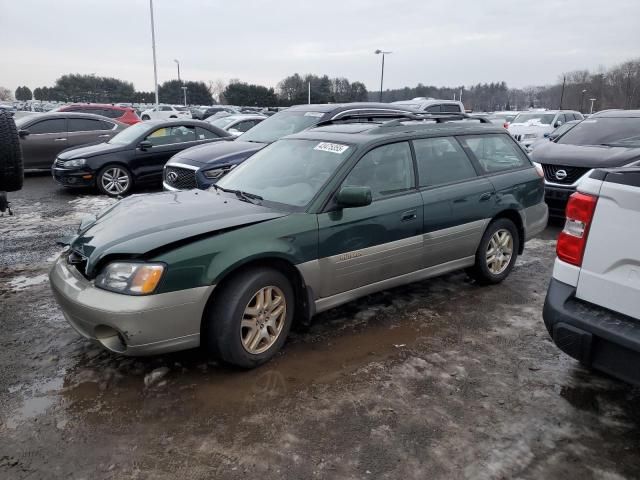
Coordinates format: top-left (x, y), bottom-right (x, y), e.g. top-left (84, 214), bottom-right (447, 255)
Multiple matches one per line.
top-left (98, 134), bottom-right (110, 138)
top-left (53, 138), bottom-right (67, 142)
top-left (401, 209), bottom-right (417, 221)
top-left (479, 192), bottom-right (493, 201)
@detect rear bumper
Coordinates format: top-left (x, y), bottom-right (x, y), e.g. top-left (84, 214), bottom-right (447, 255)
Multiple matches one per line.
top-left (543, 277), bottom-right (640, 386)
top-left (49, 256), bottom-right (214, 356)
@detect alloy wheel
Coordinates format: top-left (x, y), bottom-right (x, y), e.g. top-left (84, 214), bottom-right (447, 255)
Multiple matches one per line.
top-left (100, 167), bottom-right (130, 195)
top-left (240, 286), bottom-right (287, 354)
top-left (486, 229), bottom-right (513, 275)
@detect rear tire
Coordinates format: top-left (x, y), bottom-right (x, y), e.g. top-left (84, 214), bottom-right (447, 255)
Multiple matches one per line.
top-left (96, 164), bottom-right (133, 197)
top-left (204, 268), bottom-right (294, 368)
top-left (0, 110), bottom-right (23, 192)
top-left (467, 218), bottom-right (519, 285)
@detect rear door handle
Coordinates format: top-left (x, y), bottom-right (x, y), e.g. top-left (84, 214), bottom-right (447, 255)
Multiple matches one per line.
top-left (53, 138), bottom-right (67, 142)
top-left (479, 192), bottom-right (493, 201)
top-left (401, 209), bottom-right (417, 221)
top-left (98, 134), bottom-right (110, 138)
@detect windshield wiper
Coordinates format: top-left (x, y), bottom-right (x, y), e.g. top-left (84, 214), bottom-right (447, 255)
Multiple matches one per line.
top-left (234, 190), bottom-right (263, 204)
top-left (600, 143), bottom-right (635, 148)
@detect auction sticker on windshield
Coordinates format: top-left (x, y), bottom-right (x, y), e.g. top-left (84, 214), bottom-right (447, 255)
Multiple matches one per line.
top-left (314, 142), bottom-right (349, 154)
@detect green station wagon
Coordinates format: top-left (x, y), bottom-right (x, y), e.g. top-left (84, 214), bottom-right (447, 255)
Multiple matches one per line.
top-left (50, 115), bottom-right (548, 367)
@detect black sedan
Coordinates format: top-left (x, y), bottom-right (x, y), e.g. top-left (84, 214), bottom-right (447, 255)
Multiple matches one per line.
top-left (53, 119), bottom-right (232, 196)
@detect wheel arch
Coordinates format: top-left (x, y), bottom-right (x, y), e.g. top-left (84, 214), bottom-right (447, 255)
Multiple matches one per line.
top-left (491, 209), bottom-right (525, 254)
top-left (201, 255), bottom-right (313, 336)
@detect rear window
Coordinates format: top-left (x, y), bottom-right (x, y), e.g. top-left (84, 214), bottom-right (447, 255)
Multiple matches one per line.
top-left (28, 119), bottom-right (66, 134)
top-left (413, 137), bottom-right (477, 186)
top-left (68, 118), bottom-right (113, 132)
top-left (459, 134), bottom-right (530, 173)
top-left (442, 104), bottom-right (462, 113)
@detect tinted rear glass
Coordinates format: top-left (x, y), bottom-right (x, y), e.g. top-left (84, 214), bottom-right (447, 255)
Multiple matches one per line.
top-left (557, 117), bottom-right (640, 147)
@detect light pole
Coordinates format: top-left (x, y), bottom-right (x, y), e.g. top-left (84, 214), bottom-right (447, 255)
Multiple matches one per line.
top-left (375, 49), bottom-right (391, 102)
top-left (174, 59), bottom-right (181, 82)
top-left (149, 0), bottom-right (159, 107)
top-left (181, 86), bottom-right (187, 106)
top-left (589, 98), bottom-right (597, 114)
top-left (580, 89), bottom-right (587, 113)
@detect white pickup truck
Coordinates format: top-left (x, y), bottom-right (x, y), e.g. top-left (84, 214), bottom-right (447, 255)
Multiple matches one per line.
top-left (543, 167), bottom-right (640, 385)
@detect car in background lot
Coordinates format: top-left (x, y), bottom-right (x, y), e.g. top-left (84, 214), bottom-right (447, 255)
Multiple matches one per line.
top-left (50, 115), bottom-right (547, 367)
top-left (528, 119), bottom-right (581, 152)
top-left (531, 110), bottom-right (640, 217)
top-left (56, 103), bottom-right (141, 125)
top-left (200, 106), bottom-right (237, 120)
top-left (487, 111), bottom-right (519, 127)
top-left (140, 105), bottom-right (192, 121)
top-left (162, 102), bottom-right (417, 191)
top-left (391, 97), bottom-right (464, 113)
top-left (207, 114), bottom-right (267, 136)
top-left (53, 119), bottom-right (231, 196)
top-left (543, 168), bottom-right (640, 385)
top-left (508, 110), bottom-right (583, 150)
top-left (15, 112), bottom-right (127, 170)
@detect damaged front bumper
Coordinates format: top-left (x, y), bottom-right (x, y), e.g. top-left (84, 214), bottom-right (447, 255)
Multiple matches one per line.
top-left (49, 255), bottom-right (214, 356)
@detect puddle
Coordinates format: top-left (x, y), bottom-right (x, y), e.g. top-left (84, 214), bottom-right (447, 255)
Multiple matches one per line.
top-left (4, 375), bottom-right (65, 429)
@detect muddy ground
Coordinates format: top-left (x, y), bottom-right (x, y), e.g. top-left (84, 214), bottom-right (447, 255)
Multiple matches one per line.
top-left (1, 176), bottom-right (639, 480)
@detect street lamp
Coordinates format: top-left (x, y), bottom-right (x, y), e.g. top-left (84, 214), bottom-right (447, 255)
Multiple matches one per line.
top-left (181, 86), bottom-right (187, 106)
top-left (375, 49), bottom-right (392, 102)
top-left (174, 59), bottom-right (181, 82)
top-left (149, 0), bottom-right (159, 107)
top-left (589, 98), bottom-right (597, 114)
top-left (580, 89), bottom-right (587, 113)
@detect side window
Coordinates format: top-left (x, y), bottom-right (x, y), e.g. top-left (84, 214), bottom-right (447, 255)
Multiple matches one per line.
top-left (100, 109), bottom-right (122, 118)
top-left (196, 126), bottom-right (220, 140)
top-left (557, 114), bottom-right (567, 124)
top-left (425, 104), bottom-right (441, 113)
top-left (28, 119), bottom-right (66, 134)
top-left (343, 142), bottom-right (414, 200)
top-left (574, 112), bottom-right (584, 120)
top-left (459, 134), bottom-right (530, 173)
top-left (413, 137), bottom-right (477, 186)
top-left (68, 118), bottom-right (113, 132)
top-left (234, 120), bottom-right (257, 132)
top-left (146, 125), bottom-right (196, 145)
top-left (442, 104), bottom-right (462, 113)
top-left (160, 106), bottom-right (172, 112)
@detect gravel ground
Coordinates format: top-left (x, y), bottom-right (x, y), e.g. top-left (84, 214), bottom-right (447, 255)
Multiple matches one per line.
top-left (1, 176), bottom-right (639, 480)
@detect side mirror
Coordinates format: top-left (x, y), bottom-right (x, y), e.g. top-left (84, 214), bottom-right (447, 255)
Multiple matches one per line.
top-left (554, 121), bottom-right (563, 128)
top-left (18, 129), bottom-right (30, 138)
top-left (336, 186), bottom-right (372, 208)
top-left (543, 132), bottom-right (550, 138)
top-left (139, 140), bottom-right (153, 150)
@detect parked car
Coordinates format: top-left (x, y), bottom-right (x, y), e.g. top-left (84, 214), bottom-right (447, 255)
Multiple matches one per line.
top-left (527, 120), bottom-right (581, 153)
top-left (391, 97), bottom-right (464, 113)
top-left (52, 119), bottom-right (232, 196)
top-left (543, 167), bottom-right (640, 385)
top-left (56, 103), bottom-right (141, 125)
top-left (487, 111), bottom-right (519, 127)
top-left (15, 112), bottom-right (127, 170)
top-left (201, 106), bottom-right (237, 120)
top-left (207, 114), bottom-right (267, 136)
top-left (50, 115), bottom-right (547, 367)
top-left (508, 110), bottom-right (583, 150)
top-left (531, 110), bottom-right (640, 218)
top-left (140, 105), bottom-right (192, 121)
top-left (162, 102), bottom-right (417, 191)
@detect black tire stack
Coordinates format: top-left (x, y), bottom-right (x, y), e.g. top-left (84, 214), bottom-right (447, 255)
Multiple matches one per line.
top-left (0, 110), bottom-right (24, 193)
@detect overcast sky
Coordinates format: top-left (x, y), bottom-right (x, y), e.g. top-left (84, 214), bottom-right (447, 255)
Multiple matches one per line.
top-left (1, 0), bottom-right (638, 94)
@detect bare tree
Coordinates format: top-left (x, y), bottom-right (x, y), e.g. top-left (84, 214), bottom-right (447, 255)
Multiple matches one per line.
top-left (207, 79), bottom-right (228, 104)
top-left (0, 86), bottom-right (13, 101)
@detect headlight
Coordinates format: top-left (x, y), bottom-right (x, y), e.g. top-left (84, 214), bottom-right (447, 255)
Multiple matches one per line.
top-left (95, 262), bottom-right (165, 295)
top-left (203, 168), bottom-right (225, 179)
top-left (64, 158), bottom-right (86, 168)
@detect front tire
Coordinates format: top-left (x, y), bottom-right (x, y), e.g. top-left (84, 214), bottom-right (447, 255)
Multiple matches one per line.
top-left (96, 164), bottom-right (133, 197)
top-left (467, 218), bottom-right (519, 285)
top-left (204, 268), bottom-right (294, 368)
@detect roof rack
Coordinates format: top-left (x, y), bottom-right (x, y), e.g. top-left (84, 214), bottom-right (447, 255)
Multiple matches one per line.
top-left (316, 111), bottom-right (492, 129)
top-left (315, 111), bottom-right (417, 127)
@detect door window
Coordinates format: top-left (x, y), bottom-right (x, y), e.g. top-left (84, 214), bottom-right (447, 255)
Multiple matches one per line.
top-left (343, 142), bottom-right (414, 200)
top-left (145, 125), bottom-right (196, 145)
top-left (68, 118), bottom-right (114, 132)
top-left (160, 106), bottom-right (172, 112)
top-left (413, 137), bottom-right (477, 186)
top-left (459, 134), bottom-right (530, 173)
top-left (28, 119), bottom-right (66, 134)
top-left (196, 126), bottom-right (220, 140)
top-left (425, 104), bottom-right (442, 113)
top-left (442, 104), bottom-right (462, 113)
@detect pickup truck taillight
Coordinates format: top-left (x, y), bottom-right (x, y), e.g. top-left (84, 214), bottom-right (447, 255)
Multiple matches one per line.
top-left (556, 192), bottom-right (598, 266)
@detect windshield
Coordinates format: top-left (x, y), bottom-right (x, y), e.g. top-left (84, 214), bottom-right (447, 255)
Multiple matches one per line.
top-left (512, 113), bottom-right (555, 125)
top-left (557, 117), bottom-right (640, 147)
top-left (210, 117), bottom-right (236, 128)
top-left (107, 122), bottom-right (149, 145)
top-left (217, 139), bottom-right (354, 208)
top-left (551, 121), bottom-right (576, 137)
top-left (237, 110), bottom-right (324, 143)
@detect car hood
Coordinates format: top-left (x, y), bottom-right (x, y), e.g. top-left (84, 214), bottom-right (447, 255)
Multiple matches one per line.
top-left (531, 141), bottom-right (640, 168)
top-left (58, 141), bottom-right (127, 160)
top-left (70, 189), bottom-right (287, 275)
top-left (168, 140), bottom-right (265, 167)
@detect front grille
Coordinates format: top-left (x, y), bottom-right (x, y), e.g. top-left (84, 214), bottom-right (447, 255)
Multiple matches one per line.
top-left (164, 166), bottom-right (197, 190)
top-left (542, 164), bottom-right (590, 185)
